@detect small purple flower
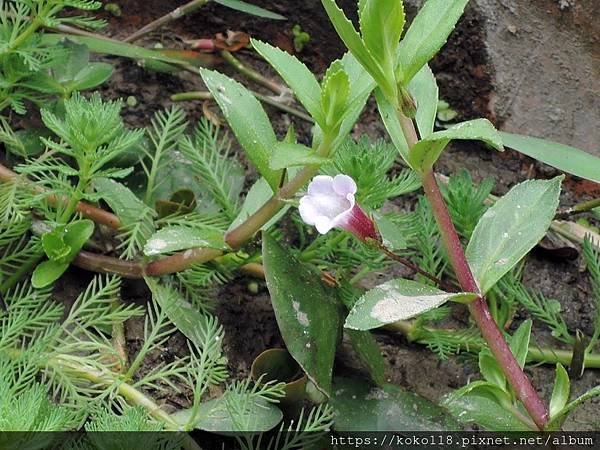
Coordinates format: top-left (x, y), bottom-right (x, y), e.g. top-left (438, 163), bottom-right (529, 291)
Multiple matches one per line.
top-left (299, 174), bottom-right (379, 242)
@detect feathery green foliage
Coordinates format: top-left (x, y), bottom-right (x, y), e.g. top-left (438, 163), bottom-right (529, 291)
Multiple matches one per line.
top-left (179, 118), bottom-right (245, 220)
top-left (442, 169), bottom-right (494, 239)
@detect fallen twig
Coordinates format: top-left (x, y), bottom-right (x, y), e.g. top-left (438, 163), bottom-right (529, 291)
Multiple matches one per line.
top-left (123, 0), bottom-right (211, 43)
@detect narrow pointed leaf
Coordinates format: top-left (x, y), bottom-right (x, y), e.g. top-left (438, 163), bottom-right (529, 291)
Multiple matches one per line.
top-left (69, 62), bottom-right (113, 92)
top-left (359, 0), bottom-right (404, 74)
top-left (214, 0), bottom-right (286, 20)
top-left (408, 119), bottom-right (503, 172)
top-left (407, 64), bottom-right (438, 138)
top-left (345, 278), bottom-right (477, 330)
top-left (397, 0), bottom-right (470, 83)
top-left (320, 65), bottom-right (350, 128)
top-left (466, 177), bottom-right (563, 294)
top-left (262, 233), bottom-right (342, 395)
top-left (252, 40), bottom-right (324, 125)
top-left (346, 330), bottom-right (386, 386)
top-left (501, 132), bottom-right (600, 184)
top-left (200, 69), bottom-right (281, 189)
top-left (549, 363), bottom-right (570, 420)
top-left (320, 0), bottom-right (392, 97)
top-left (375, 88), bottom-right (410, 163)
top-left (508, 320), bottom-right (532, 369)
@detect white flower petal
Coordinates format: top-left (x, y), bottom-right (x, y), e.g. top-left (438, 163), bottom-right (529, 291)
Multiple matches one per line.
top-left (332, 174), bottom-right (357, 196)
top-left (298, 196), bottom-right (319, 225)
top-left (299, 174), bottom-right (362, 236)
top-left (314, 216), bottom-right (334, 234)
top-left (310, 193), bottom-right (351, 218)
top-left (307, 175), bottom-right (335, 196)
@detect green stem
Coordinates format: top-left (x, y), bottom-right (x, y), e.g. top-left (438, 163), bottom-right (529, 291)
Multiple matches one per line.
top-left (4, 349), bottom-right (183, 429)
top-left (59, 170), bottom-right (88, 224)
top-left (395, 110), bottom-right (549, 429)
top-left (221, 50), bottom-right (288, 96)
top-left (171, 91), bottom-right (313, 123)
top-left (8, 18), bottom-right (42, 52)
top-left (388, 321), bottom-right (600, 369)
top-left (123, 0), bottom-right (211, 43)
top-left (556, 197), bottom-right (600, 219)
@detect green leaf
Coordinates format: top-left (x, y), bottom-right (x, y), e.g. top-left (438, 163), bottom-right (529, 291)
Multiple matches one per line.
top-left (397, 0), bottom-right (470, 84)
top-left (37, 219), bottom-right (94, 282)
top-left (373, 213), bottom-right (407, 251)
top-left (42, 232), bottom-right (71, 262)
top-left (46, 41), bottom-right (112, 93)
top-left (358, 0), bottom-right (404, 76)
top-left (214, 0), bottom-right (286, 20)
top-left (68, 62), bottom-right (113, 92)
top-left (200, 69), bottom-right (281, 190)
top-left (174, 395), bottom-right (282, 433)
top-left (409, 119), bottom-right (504, 172)
top-left (262, 233), bottom-right (342, 395)
top-left (346, 330), bottom-right (386, 386)
top-left (479, 349), bottom-right (506, 390)
top-left (3, 127), bottom-right (51, 157)
top-left (328, 52), bottom-right (376, 149)
top-left (408, 64), bottom-right (438, 138)
top-left (63, 220), bottom-right (95, 258)
top-left (31, 260), bottom-right (70, 289)
top-left (227, 178), bottom-right (290, 233)
top-left (345, 279), bottom-right (477, 330)
top-left (443, 381), bottom-right (533, 431)
top-left (549, 363), bottom-right (570, 420)
top-left (143, 226), bottom-right (226, 256)
top-left (251, 40), bottom-right (324, 125)
top-left (320, 0), bottom-right (393, 98)
top-left (331, 377), bottom-right (459, 431)
top-left (94, 178), bottom-right (154, 226)
top-left (508, 320), bottom-right (532, 369)
top-left (546, 385), bottom-right (600, 430)
top-left (41, 35), bottom-right (207, 71)
top-left (375, 87), bottom-right (410, 163)
top-left (501, 132), bottom-right (600, 184)
top-left (54, 40), bottom-right (90, 82)
top-left (269, 143), bottom-right (329, 170)
top-left (321, 63), bottom-right (350, 129)
top-left (466, 177), bottom-right (563, 294)
top-left (147, 279), bottom-right (221, 350)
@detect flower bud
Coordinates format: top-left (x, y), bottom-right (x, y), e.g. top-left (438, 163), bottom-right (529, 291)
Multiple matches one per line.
top-left (299, 175), bottom-right (379, 242)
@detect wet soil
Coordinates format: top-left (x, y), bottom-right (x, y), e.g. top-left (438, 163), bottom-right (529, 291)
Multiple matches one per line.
top-left (42, 0), bottom-right (600, 431)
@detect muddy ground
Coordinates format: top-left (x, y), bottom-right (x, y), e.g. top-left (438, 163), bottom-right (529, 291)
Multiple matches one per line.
top-left (48, 0), bottom-right (600, 431)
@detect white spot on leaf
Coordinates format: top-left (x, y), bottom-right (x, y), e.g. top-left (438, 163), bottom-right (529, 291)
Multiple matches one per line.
top-left (292, 301), bottom-right (310, 326)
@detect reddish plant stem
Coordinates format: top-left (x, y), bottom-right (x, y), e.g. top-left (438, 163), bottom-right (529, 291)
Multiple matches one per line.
top-left (0, 163), bottom-right (121, 229)
top-left (74, 251), bottom-right (143, 278)
top-left (397, 114), bottom-right (548, 429)
top-left (145, 248), bottom-right (223, 276)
